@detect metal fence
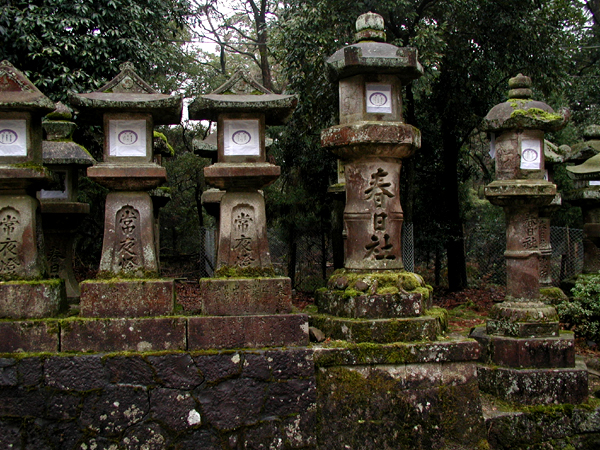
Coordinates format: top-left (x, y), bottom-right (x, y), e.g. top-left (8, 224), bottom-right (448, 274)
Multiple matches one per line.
top-left (179, 225), bottom-right (584, 292)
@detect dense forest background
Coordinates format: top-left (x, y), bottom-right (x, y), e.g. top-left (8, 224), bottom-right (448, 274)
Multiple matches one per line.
top-left (1, 0), bottom-right (600, 291)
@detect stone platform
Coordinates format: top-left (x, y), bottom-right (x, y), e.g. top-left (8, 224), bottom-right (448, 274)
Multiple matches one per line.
top-left (0, 314), bottom-right (310, 353)
top-left (0, 279), bottom-right (66, 319)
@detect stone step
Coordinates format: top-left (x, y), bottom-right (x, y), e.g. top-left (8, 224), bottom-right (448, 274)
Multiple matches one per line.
top-left (309, 314), bottom-right (442, 344)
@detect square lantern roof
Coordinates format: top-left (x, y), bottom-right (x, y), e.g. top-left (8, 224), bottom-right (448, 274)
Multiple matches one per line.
top-left (0, 61), bottom-right (55, 115)
top-left (68, 62), bottom-right (182, 125)
top-left (188, 70), bottom-right (297, 125)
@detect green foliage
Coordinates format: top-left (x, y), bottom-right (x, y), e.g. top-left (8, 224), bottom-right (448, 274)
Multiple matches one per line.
top-left (557, 275), bottom-right (600, 342)
top-left (0, 0), bottom-right (191, 102)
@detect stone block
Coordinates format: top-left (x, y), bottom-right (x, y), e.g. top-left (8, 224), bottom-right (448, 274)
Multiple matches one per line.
top-left (313, 338), bottom-right (481, 367)
top-left (471, 326), bottom-right (576, 368)
top-left (79, 279), bottom-right (174, 317)
top-left (0, 319), bottom-right (59, 352)
top-left (486, 319), bottom-right (560, 338)
top-left (61, 317), bottom-right (186, 352)
top-left (309, 314), bottom-right (440, 344)
top-left (196, 277), bottom-right (292, 315)
top-left (317, 290), bottom-right (422, 318)
top-left (188, 314), bottom-right (309, 349)
top-left (477, 359), bottom-right (589, 405)
top-left (0, 279), bottom-right (65, 319)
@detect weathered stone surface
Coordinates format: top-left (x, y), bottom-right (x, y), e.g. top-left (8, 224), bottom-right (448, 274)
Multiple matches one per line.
top-left (188, 314), bottom-right (309, 349)
top-left (106, 354), bottom-right (155, 386)
top-left (310, 314), bottom-right (440, 343)
top-left (0, 319), bottom-right (59, 352)
top-left (196, 378), bottom-right (267, 430)
top-left (121, 422), bottom-right (169, 450)
top-left (0, 279), bottom-right (65, 319)
top-left (0, 386), bottom-right (46, 417)
top-left (477, 359), bottom-right (589, 405)
top-left (45, 355), bottom-right (107, 391)
top-left (147, 353), bottom-right (204, 389)
top-left (150, 387), bottom-right (201, 431)
top-left (317, 290), bottom-right (423, 318)
top-left (79, 278), bottom-right (174, 317)
top-left (197, 277), bottom-right (292, 315)
top-left (316, 363), bottom-right (487, 450)
top-left (313, 338), bottom-right (481, 367)
top-left (485, 401), bottom-right (600, 449)
top-left (471, 326), bottom-right (575, 368)
top-left (87, 163), bottom-right (167, 190)
top-left (61, 316), bottom-right (186, 352)
top-left (46, 391), bottom-right (82, 420)
top-left (194, 352), bottom-right (243, 383)
top-left (80, 385), bottom-right (149, 437)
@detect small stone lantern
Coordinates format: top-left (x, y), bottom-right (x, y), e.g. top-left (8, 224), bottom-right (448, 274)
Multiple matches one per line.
top-left (69, 62), bottom-right (182, 317)
top-left (188, 70), bottom-right (298, 316)
top-left (39, 102), bottom-right (94, 304)
top-left (0, 60), bottom-right (65, 319)
top-left (472, 74), bottom-right (587, 405)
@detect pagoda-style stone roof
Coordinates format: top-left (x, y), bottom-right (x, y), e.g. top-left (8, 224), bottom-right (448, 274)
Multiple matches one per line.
top-left (567, 152), bottom-right (600, 180)
top-left (0, 60), bottom-right (55, 114)
top-left (43, 142), bottom-right (95, 166)
top-left (483, 74), bottom-right (568, 132)
top-left (68, 62), bottom-right (182, 125)
top-left (326, 12), bottom-right (423, 81)
top-left (544, 140), bottom-right (565, 165)
top-left (565, 124), bottom-right (600, 163)
top-left (188, 70), bottom-right (297, 124)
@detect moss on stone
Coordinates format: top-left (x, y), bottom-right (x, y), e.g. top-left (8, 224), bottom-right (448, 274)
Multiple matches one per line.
top-left (540, 287), bottom-right (568, 305)
top-left (510, 107), bottom-right (563, 122)
top-left (153, 130), bottom-right (174, 156)
top-left (213, 265), bottom-right (277, 278)
top-left (425, 307), bottom-right (449, 333)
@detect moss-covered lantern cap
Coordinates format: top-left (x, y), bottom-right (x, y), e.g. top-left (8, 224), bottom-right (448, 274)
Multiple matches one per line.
top-left (188, 70), bottom-right (298, 125)
top-left (566, 152), bottom-right (600, 180)
top-left (0, 60), bottom-right (55, 114)
top-left (566, 124), bottom-right (600, 163)
top-left (326, 12), bottom-right (423, 82)
top-left (68, 62), bottom-right (182, 125)
top-left (483, 74), bottom-right (569, 132)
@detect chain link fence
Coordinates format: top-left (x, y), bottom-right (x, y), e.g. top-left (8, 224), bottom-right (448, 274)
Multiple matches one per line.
top-left (172, 224), bottom-right (583, 292)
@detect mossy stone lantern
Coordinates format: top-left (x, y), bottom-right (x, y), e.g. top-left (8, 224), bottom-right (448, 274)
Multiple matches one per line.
top-left (565, 130), bottom-right (600, 273)
top-left (0, 60), bottom-right (65, 319)
top-left (321, 12), bottom-right (422, 271)
top-left (472, 74), bottom-right (588, 406)
top-left (69, 62), bottom-right (182, 317)
top-left (188, 70), bottom-right (298, 316)
top-left (39, 102), bottom-right (95, 304)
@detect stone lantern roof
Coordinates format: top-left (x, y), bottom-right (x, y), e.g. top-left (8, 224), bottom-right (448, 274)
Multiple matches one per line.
top-left (68, 62), bottom-right (182, 125)
top-left (567, 152), bottom-right (600, 180)
top-left (325, 12), bottom-right (423, 82)
top-left (42, 102), bottom-right (95, 167)
top-left (0, 60), bottom-right (55, 114)
top-left (188, 70), bottom-right (297, 124)
top-left (565, 124), bottom-right (600, 163)
top-left (483, 74), bottom-right (568, 132)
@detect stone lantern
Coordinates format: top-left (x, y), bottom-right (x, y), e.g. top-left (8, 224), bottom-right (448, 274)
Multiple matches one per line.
top-left (566, 130), bottom-right (600, 274)
top-left (472, 74), bottom-right (587, 404)
top-left (0, 61), bottom-right (66, 319)
top-left (39, 102), bottom-right (94, 305)
top-left (315, 12), bottom-right (440, 343)
top-left (69, 62), bottom-right (182, 317)
top-left (188, 70), bottom-right (298, 316)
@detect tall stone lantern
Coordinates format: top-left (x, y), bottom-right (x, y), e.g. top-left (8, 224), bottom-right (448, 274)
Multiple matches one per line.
top-left (39, 102), bottom-right (95, 305)
top-left (188, 70), bottom-right (298, 316)
top-left (69, 62), bottom-right (182, 317)
top-left (472, 74), bottom-right (588, 405)
top-left (315, 13), bottom-right (440, 343)
top-left (0, 61), bottom-right (66, 319)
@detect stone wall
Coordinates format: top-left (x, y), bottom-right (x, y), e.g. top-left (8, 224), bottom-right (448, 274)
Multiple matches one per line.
top-left (0, 349), bottom-right (316, 449)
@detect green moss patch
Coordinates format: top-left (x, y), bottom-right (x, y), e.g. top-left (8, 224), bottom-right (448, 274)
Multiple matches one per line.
top-left (214, 265), bottom-right (277, 278)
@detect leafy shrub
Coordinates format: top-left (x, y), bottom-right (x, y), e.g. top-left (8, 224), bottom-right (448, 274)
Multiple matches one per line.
top-left (556, 275), bottom-right (600, 342)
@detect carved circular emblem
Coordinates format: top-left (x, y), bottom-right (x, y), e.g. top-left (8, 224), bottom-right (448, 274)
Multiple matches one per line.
top-left (121, 76), bottom-right (134, 90)
top-left (232, 130), bottom-right (252, 145)
top-left (118, 130), bottom-right (138, 145)
top-left (369, 92), bottom-right (388, 106)
top-left (522, 148), bottom-right (538, 162)
top-left (0, 129), bottom-right (18, 145)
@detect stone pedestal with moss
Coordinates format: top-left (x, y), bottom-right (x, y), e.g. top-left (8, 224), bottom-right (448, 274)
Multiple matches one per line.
top-left (0, 61), bottom-right (66, 318)
top-left (472, 74), bottom-right (587, 405)
top-left (69, 63), bottom-right (182, 317)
